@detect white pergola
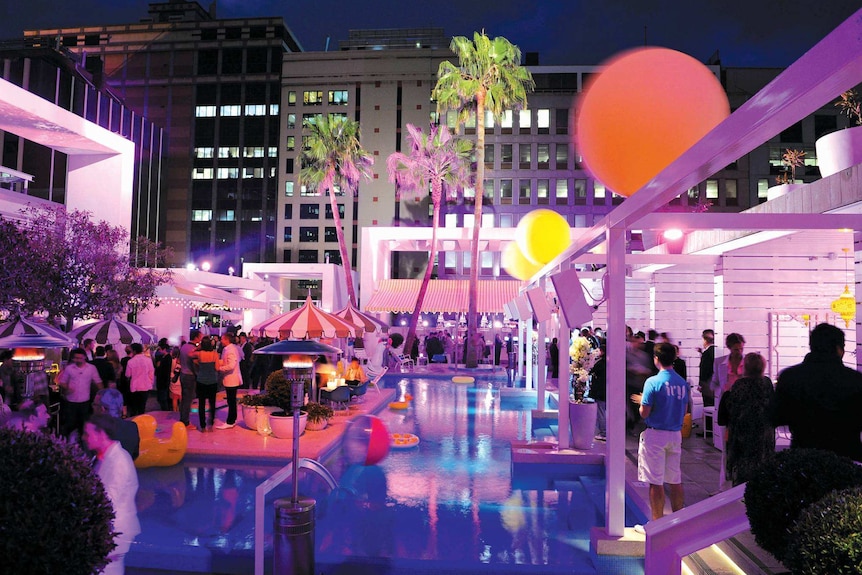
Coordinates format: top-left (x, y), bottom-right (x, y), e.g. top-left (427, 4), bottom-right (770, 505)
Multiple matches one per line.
top-left (527, 8), bottom-right (862, 544)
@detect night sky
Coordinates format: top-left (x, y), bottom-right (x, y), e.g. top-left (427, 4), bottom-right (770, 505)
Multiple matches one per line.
top-left (0, 0), bottom-right (860, 67)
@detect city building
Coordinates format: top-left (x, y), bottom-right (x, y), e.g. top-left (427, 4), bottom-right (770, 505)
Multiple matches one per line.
top-left (25, 0), bottom-right (302, 272)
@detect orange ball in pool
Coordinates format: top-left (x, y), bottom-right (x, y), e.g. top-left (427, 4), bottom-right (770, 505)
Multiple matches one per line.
top-left (576, 47), bottom-right (730, 197)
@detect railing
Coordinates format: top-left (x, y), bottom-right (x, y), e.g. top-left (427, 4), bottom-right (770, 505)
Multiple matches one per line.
top-left (254, 458), bottom-right (338, 575)
top-left (644, 483), bottom-right (749, 575)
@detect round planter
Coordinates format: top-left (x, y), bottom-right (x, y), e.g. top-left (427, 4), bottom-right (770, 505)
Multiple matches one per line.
top-left (306, 418), bottom-right (328, 431)
top-left (241, 404), bottom-right (278, 430)
top-left (268, 412), bottom-right (307, 439)
top-left (815, 126), bottom-right (862, 178)
top-left (569, 400), bottom-right (598, 450)
top-left (766, 183), bottom-right (804, 201)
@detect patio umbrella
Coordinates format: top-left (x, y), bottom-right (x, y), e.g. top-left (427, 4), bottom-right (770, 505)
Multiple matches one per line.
top-left (0, 317), bottom-right (76, 347)
top-left (251, 296), bottom-right (357, 340)
top-left (333, 301), bottom-right (389, 335)
top-left (70, 318), bottom-right (157, 345)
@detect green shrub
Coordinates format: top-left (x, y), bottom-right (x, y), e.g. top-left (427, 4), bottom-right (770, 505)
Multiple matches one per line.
top-left (786, 486), bottom-right (862, 574)
top-left (305, 401), bottom-right (334, 423)
top-left (744, 448), bottom-right (862, 563)
top-left (0, 428), bottom-right (116, 575)
top-left (239, 392), bottom-right (278, 407)
top-left (264, 369), bottom-right (313, 411)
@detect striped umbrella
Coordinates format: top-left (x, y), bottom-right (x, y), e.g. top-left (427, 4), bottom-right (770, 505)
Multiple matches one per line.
top-left (0, 317), bottom-right (76, 347)
top-left (70, 318), bottom-right (156, 345)
top-left (251, 296), bottom-right (357, 340)
top-left (333, 301), bottom-right (389, 334)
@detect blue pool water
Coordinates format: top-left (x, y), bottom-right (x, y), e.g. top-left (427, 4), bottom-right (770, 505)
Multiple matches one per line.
top-left (129, 375), bottom-right (644, 575)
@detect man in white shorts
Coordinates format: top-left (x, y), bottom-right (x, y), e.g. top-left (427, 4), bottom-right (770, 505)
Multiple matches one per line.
top-left (631, 342), bottom-right (689, 526)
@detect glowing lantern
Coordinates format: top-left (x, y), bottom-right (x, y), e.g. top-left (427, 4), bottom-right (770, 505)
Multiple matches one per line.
top-left (515, 209), bottom-right (571, 265)
top-left (502, 242), bottom-right (543, 281)
top-left (576, 47), bottom-right (730, 197)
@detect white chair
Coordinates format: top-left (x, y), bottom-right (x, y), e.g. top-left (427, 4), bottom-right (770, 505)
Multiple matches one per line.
top-left (367, 366), bottom-right (388, 395)
top-left (701, 406), bottom-right (715, 440)
top-left (397, 354), bottom-right (414, 371)
top-left (354, 348), bottom-right (369, 365)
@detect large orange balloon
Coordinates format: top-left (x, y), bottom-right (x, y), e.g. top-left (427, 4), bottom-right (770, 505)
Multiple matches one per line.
top-left (576, 47), bottom-right (730, 197)
top-left (502, 242), bottom-right (543, 281)
top-left (515, 209), bottom-right (571, 265)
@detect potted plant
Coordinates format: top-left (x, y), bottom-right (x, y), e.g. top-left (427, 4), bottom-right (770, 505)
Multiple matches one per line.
top-left (0, 428), bottom-right (116, 575)
top-left (786, 485), bottom-right (862, 573)
top-left (767, 148), bottom-right (806, 200)
top-left (265, 369), bottom-right (308, 439)
top-left (815, 89), bottom-right (862, 178)
top-left (304, 401), bottom-right (334, 431)
top-left (568, 335), bottom-right (601, 449)
top-left (239, 392), bottom-right (279, 430)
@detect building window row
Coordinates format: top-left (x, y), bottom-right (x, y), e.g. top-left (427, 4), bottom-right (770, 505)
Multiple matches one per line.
top-left (287, 90), bottom-right (349, 106)
top-left (439, 107), bottom-right (566, 135)
top-left (195, 104), bottom-right (279, 117)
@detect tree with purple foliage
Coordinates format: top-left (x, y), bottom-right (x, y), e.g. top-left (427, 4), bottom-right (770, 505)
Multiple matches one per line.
top-left (0, 205), bottom-right (172, 330)
top-left (387, 123), bottom-right (473, 356)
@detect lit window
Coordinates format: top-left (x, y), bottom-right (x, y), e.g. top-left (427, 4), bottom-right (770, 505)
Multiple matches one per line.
top-left (484, 110), bottom-right (495, 128)
top-left (519, 109), bottom-right (531, 130)
top-left (556, 144), bottom-right (568, 167)
top-left (537, 179), bottom-right (549, 199)
top-left (218, 147), bottom-right (239, 158)
top-left (245, 104), bottom-right (266, 116)
top-left (270, 104), bottom-right (279, 115)
top-left (217, 167), bottom-right (238, 179)
top-left (481, 213), bottom-right (494, 227)
top-left (220, 105), bottom-right (241, 116)
top-left (195, 105), bottom-right (216, 117)
top-left (286, 136), bottom-right (295, 151)
top-left (757, 179), bottom-right (770, 199)
top-left (500, 110), bottom-right (513, 129)
top-left (500, 179), bottom-right (513, 201)
top-left (537, 144), bottom-right (550, 166)
top-left (726, 180), bottom-right (738, 206)
top-left (444, 251), bottom-right (457, 272)
top-left (328, 90), bottom-right (348, 105)
top-left (287, 113), bottom-right (296, 129)
top-left (706, 180), bottom-right (719, 199)
top-left (285, 182), bottom-right (294, 196)
top-left (444, 213), bottom-right (458, 228)
top-left (287, 91), bottom-right (296, 106)
top-left (464, 214), bottom-right (475, 227)
top-left (303, 90), bottom-right (323, 105)
top-left (537, 109), bottom-right (550, 130)
top-left (300, 185), bottom-right (313, 196)
top-left (594, 182), bottom-right (606, 199)
top-left (556, 179), bottom-right (568, 199)
top-left (192, 210), bottom-right (212, 221)
top-left (519, 179), bottom-right (531, 200)
top-left (519, 144), bottom-right (531, 167)
top-left (243, 147), bottom-right (264, 158)
top-left (194, 147), bottom-right (214, 158)
top-left (243, 167), bottom-right (264, 178)
top-left (268, 147), bottom-right (277, 157)
top-left (217, 210), bottom-right (235, 221)
top-left (500, 214), bottom-right (513, 228)
top-left (463, 186), bottom-right (475, 199)
top-left (192, 167), bottom-right (213, 179)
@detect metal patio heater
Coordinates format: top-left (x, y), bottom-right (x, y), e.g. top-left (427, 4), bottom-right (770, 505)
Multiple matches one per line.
top-left (253, 339), bottom-right (340, 575)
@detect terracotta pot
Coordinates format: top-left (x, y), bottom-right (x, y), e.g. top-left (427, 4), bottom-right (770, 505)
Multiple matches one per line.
top-left (569, 400), bottom-right (598, 450)
top-left (268, 412), bottom-right (307, 439)
top-left (815, 126), bottom-right (862, 178)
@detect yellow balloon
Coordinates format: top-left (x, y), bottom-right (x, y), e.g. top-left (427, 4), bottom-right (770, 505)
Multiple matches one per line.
top-left (516, 209), bottom-right (571, 265)
top-left (502, 242), bottom-right (544, 281)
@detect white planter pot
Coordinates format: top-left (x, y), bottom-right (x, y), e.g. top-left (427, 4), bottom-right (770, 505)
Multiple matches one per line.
top-left (766, 183), bottom-right (804, 201)
top-left (306, 418), bottom-right (328, 431)
top-left (241, 405), bottom-right (278, 430)
top-left (569, 400), bottom-right (598, 450)
top-left (268, 412), bottom-right (307, 439)
top-left (815, 126), bottom-right (862, 178)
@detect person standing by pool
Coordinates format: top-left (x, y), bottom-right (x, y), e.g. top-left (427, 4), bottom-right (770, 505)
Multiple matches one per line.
top-left (84, 413), bottom-right (140, 575)
top-left (215, 333), bottom-right (241, 429)
top-left (631, 342), bottom-right (689, 525)
top-left (57, 348), bottom-right (103, 438)
top-left (125, 343), bottom-right (154, 417)
top-left (195, 338), bottom-right (220, 431)
top-left (178, 330), bottom-right (202, 429)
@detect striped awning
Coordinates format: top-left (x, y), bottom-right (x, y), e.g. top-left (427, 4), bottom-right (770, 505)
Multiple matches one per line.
top-left (365, 279), bottom-right (522, 314)
top-left (155, 281), bottom-right (266, 311)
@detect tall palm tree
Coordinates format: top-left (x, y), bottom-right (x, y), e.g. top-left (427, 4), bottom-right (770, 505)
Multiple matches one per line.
top-left (299, 114), bottom-right (374, 308)
top-left (432, 32), bottom-right (534, 367)
top-left (387, 123), bottom-right (473, 356)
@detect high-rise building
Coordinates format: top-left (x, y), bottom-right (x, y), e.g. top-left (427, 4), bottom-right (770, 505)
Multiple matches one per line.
top-left (25, 0), bottom-right (302, 272)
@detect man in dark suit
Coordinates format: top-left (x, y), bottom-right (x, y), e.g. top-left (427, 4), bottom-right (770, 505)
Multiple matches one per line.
top-left (698, 329), bottom-right (716, 406)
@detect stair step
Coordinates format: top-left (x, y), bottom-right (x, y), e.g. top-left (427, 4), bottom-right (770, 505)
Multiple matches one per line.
top-left (682, 531), bottom-right (790, 575)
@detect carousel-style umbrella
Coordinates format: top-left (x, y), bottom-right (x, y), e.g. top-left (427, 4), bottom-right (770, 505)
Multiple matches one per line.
top-left (333, 301), bottom-right (389, 335)
top-left (0, 317), bottom-right (76, 347)
top-left (70, 318), bottom-right (157, 345)
top-left (251, 296), bottom-right (357, 340)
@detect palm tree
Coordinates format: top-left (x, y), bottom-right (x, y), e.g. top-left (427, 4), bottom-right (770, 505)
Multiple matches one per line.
top-left (387, 124), bottom-right (473, 356)
top-left (432, 32), bottom-right (534, 367)
top-left (299, 114), bottom-right (374, 307)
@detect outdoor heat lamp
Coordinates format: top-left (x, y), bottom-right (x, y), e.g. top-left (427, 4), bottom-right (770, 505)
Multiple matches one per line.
top-left (282, 355), bottom-right (314, 410)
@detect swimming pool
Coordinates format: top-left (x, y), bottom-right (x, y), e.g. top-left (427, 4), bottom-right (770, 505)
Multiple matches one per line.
top-left (128, 374), bottom-right (644, 575)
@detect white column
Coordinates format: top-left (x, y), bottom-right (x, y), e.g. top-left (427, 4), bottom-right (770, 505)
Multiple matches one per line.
top-left (557, 299), bottom-right (571, 449)
top-left (605, 226), bottom-right (626, 536)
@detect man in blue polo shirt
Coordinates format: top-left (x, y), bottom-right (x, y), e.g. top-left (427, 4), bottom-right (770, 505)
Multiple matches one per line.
top-left (631, 342), bottom-right (689, 527)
